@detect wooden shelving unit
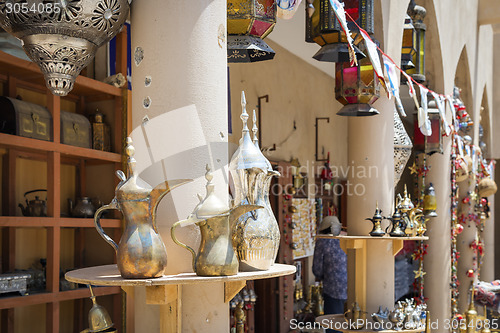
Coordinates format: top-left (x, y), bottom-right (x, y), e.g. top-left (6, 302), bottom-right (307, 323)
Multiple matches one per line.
top-left (0, 28), bottom-right (130, 333)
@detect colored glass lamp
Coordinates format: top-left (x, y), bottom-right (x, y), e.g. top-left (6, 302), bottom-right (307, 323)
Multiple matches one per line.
top-left (413, 100), bottom-right (443, 155)
top-left (401, 15), bottom-right (417, 71)
top-left (408, 2), bottom-right (426, 82)
top-left (335, 56), bottom-right (381, 116)
top-left (423, 183), bottom-right (437, 217)
top-left (305, 0), bottom-right (373, 62)
top-left (227, 0), bottom-right (277, 63)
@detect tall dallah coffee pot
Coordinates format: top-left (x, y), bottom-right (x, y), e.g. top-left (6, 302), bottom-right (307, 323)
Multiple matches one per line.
top-left (93, 137), bottom-right (192, 279)
top-left (171, 165), bottom-right (262, 276)
top-left (230, 91), bottom-right (281, 271)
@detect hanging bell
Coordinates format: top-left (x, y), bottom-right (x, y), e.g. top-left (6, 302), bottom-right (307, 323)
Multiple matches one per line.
top-left (80, 285), bottom-right (115, 333)
top-left (423, 183), bottom-right (437, 217)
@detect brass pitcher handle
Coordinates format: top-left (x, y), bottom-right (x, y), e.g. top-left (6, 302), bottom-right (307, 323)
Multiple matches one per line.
top-left (171, 220), bottom-right (197, 272)
top-left (94, 199), bottom-right (119, 253)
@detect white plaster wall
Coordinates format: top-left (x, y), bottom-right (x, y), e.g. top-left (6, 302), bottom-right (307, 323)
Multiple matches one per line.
top-left (228, 40), bottom-right (349, 179)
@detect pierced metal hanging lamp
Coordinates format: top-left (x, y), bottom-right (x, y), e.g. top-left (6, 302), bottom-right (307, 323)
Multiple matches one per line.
top-left (0, 0), bottom-right (131, 96)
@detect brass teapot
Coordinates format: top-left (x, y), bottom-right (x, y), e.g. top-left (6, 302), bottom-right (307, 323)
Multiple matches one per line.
top-left (18, 189), bottom-right (47, 217)
top-left (68, 197), bottom-right (96, 218)
top-left (171, 165), bottom-right (262, 276)
top-left (93, 137), bottom-right (192, 279)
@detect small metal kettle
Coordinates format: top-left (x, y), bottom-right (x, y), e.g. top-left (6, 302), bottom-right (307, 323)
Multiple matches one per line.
top-left (93, 137), bottom-right (192, 279)
top-left (69, 197), bottom-right (96, 218)
top-left (366, 202), bottom-right (386, 237)
top-left (171, 165), bottom-right (262, 276)
top-left (385, 208), bottom-right (406, 237)
top-left (18, 189), bottom-right (47, 217)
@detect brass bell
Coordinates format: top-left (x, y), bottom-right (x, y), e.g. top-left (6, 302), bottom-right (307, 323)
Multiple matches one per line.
top-left (80, 285), bottom-right (115, 333)
top-left (423, 183), bottom-right (438, 217)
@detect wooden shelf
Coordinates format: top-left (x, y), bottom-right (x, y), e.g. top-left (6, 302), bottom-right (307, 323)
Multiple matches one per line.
top-left (65, 264), bottom-right (297, 287)
top-left (316, 235), bottom-right (429, 241)
top-left (0, 133), bottom-right (121, 164)
top-left (316, 234), bottom-right (428, 257)
top-left (66, 264), bottom-right (296, 333)
top-left (0, 50), bottom-right (121, 100)
top-left (0, 216), bottom-right (121, 228)
top-left (0, 286), bottom-right (121, 310)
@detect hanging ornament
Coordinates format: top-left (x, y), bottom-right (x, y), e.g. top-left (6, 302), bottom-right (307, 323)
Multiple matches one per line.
top-left (394, 108), bottom-right (413, 187)
top-left (423, 183), bottom-right (437, 217)
top-left (478, 177), bottom-right (497, 198)
top-left (0, 0), bottom-right (131, 96)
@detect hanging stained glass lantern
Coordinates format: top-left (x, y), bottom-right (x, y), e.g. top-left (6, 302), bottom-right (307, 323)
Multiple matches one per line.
top-left (227, 0), bottom-right (277, 63)
top-left (335, 56), bottom-right (380, 116)
top-left (413, 100), bottom-right (443, 155)
top-left (408, 2), bottom-right (426, 82)
top-left (305, 0), bottom-right (373, 62)
top-left (401, 15), bottom-right (417, 71)
top-left (0, 0), bottom-right (131, 96)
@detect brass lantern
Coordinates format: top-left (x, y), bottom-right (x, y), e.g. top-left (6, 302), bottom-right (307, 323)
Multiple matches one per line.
top-left (413, 100), bottom-right (443, 155)
top-left (423, 183), bottom-right (437, 217)
top-left (335, 56), bottom-right (381, 116)
top-left (305, 0), bottom-right (373, 62)
top-left (227, 0), bottom-right (277, 63)
top-left (408, 1), bottom-right (426, 82)
top-left (401, 15), bottom-right (417, 71)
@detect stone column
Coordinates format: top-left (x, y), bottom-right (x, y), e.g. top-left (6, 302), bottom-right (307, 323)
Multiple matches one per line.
top-left (346, 97), bottom-right (395, 313)
top-left (129, 0), bottom-right (229, 331)
top-left (424, 140), bottom-right (452, 333)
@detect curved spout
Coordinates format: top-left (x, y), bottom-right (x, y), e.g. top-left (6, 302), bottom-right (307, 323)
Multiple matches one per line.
top-left (229, 204), bottom-right (263, 228)
top-left (150, 179), bottom-right (193, 227)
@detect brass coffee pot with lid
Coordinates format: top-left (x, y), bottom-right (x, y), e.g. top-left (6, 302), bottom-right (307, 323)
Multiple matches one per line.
top-left (230, 91), bottom-right (281, 271)
top-left (93, 137), bottom-right (192, 279)
top-left (366, 202), bottom-right (386, 237)
top-left (171, 165), bottom-right (262, 276)
top-left (386, 208), bottom-right (406, 237)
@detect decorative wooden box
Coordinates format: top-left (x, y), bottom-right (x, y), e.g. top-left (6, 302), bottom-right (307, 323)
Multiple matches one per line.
top-left (0, 96), bottom-right (52, 141)
top-left (61, 110), bottom-right (91, 148)
top-left (0, 273), bottom-right (30, 296)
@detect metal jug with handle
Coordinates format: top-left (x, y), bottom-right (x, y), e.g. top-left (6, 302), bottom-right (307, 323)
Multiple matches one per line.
top-left (171, 165), bottom-right (262, 276)
top-left (93, 137), bottom-right (192, 279)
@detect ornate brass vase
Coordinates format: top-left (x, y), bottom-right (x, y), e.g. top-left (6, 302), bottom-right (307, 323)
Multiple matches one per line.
top-left (171, 165), bottom-right (261, 276)
top-left (230, 92), bottom-right (280, 271)
top-left (93, 137), bottom-right (192, 279)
